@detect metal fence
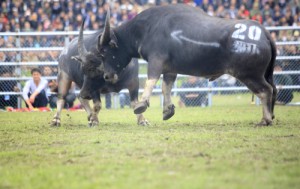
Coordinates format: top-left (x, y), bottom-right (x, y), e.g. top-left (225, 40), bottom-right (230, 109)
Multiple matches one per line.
top-left (0, 26), bottom-right (300, 110)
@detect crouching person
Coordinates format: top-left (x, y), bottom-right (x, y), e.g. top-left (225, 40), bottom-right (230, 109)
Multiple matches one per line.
top-left (22, 68), bottom-right (48, 110)
top-left (178, 76), bottom-right (208, 107)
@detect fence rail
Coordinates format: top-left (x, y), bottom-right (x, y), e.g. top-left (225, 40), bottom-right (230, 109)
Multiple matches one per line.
top-left (1, 85), bottom-right (300, 95)
top-left (1, 42), bottom-right (299, 52)
top-left (1, 71), bottom-right (300, 81)
top-left (0, 55), bottom-right (300, 66)
top-left (0, 26), bottom-right (299, 36)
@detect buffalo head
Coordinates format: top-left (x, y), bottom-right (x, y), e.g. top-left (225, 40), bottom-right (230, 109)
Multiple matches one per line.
top-left (72, 18), bottom-right (104, 79)
top-left (96, 9), bottom-right (132, 82)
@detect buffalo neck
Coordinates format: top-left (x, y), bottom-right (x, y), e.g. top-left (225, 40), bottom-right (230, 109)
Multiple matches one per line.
top-left (114, 19), bottom-right (145, 58)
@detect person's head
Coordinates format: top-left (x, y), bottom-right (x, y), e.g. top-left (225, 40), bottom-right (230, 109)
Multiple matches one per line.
top-left (274, 65), bottom-right (283, 72)
top-left (42, 66), bottom-right (53, 76)
top-left (1, 67), bottom-right (13, 77)
top-left (187, 76), bottom-right (198, 84)
top-left (31, 68), bottom-right (42, 82)
top-left (0, 51), bottom-right (6, 61)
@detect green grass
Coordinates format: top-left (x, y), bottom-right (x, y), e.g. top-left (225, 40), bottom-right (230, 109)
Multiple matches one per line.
top-left (0, 95), bottom-right (300, 189)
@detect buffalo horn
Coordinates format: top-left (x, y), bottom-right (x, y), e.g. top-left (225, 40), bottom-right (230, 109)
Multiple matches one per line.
top-left (78, 17), bottom-right (88, 59)
top-left (99, 8), bottom-right (111, 46)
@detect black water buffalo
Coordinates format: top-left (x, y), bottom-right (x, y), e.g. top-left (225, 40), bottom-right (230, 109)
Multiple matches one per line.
top-left (51, 21), bottom-right (148, 126)
top-left (86, 4), bottom-right (277, 126)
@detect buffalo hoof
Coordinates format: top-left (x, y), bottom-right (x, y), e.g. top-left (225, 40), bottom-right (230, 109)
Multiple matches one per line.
top-left (163, 104), bottom-right (175, 120)
top-left (256, 119), bottom-right (272, 126)
top-left (88, 120), bottom-right (99, 127)
top-left (51, 118), bottom-right (61, 127)
top-left (138, 119), bottom-right (150, 126)
top-left (89, 116), bottom-right (99, 127)
top-left (134, 101), bottom-right (149, 114)
top-left (88, 115), bottom-right (99, 127)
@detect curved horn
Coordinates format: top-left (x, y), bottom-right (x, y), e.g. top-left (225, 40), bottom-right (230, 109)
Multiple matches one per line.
top-left (99, 8), bottom-right (111, 46)
top-left (78, 17), bottom-right (88, 58)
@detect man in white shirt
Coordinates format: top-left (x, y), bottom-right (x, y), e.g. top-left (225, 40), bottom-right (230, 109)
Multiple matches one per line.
top-left (22, 68), bottom-right (48, 109)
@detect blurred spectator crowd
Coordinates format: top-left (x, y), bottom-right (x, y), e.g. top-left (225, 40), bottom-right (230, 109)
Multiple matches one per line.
top-left (0, 0), bottom-right (299, 63)
top-left (0, 0), bottom-right (299, 31)
top-left (0, 0), bottom-right (299, 37)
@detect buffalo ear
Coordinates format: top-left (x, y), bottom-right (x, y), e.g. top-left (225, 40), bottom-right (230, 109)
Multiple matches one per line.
top-left (97, 63), bottom-right (104, 72)
top-left (71, 55), bottom-right (82, 63)
top-left (109, 40), bottom-right (118, 48)
top-left (97, 32), bottom-right (118, 52)
top-left (109, 31), bottom-right (118, 48)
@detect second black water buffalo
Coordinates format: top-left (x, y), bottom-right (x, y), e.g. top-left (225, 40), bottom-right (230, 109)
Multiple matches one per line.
top-left (51, 21), bottom-right (148, 126)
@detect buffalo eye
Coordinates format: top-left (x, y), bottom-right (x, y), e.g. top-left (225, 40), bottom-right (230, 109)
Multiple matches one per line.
top-left (99, 48), bottom-right (106, 54)
top-left (99, 48), bottom-right (106, 57)
top-left (109, 41), bottom-right (118, 48)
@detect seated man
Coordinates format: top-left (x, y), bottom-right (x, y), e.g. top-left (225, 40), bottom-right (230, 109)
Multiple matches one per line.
top-left (178, 76), bottom-right (208, 107)
top-left (0, 67), bottom-right (20, 109)
top-left (22, 68), bottom-right (48, 109)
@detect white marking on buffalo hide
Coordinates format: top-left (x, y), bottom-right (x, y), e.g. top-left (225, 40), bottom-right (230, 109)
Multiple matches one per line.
top-left (232, 40), bottom-right (260, 54)
top-left (171, 30), bottom-right (220, 48)
top-left (232, 24), bottom-right (262, 41)
top-left (59, 47), bottom-right (68, 59)
top-left (138, 46), bottom-right (144, 59)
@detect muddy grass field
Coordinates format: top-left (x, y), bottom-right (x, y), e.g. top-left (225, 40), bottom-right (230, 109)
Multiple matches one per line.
top-left (1, 94), bottom-right (300, 189)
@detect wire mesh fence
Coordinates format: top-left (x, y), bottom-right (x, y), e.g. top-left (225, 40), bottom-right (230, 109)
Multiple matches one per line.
top-left (0, 27), bottom-right (300, 110)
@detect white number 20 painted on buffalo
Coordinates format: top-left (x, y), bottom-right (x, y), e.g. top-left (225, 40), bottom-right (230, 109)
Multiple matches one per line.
top-left (232, 23), bottom-right (262, 41)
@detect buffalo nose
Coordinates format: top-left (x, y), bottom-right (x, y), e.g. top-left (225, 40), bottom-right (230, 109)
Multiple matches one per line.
top-left (103, 73), bottom-right (110, 80)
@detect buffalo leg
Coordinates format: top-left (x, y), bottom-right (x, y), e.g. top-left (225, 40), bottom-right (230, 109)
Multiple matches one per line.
top-left (78, 97), bottom-right (93, 126)
top-left (51, 98), bottom-right (65, 126)
top-left (51, 71), bottom-right (72, 126)
top-left (91, 92), bottom-right (101, 126)
top-left (78, 94), bottom-right (101, 127)
top-left (134, 79), bottom-right (158, 114)
top-left (128, 85), bottom-right (149, 126)
top-left (162, 73), bottom-right (177, 120)
top-left (134, 56), bottom-right (163, 114)
top-left (239, 76), bottom-right (273, 126)
top-left (267, 77), bottom-right (277, 120)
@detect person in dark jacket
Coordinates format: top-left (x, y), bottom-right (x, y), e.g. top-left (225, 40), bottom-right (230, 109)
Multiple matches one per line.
top-left (178, 76), bottom-right (208, 107)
